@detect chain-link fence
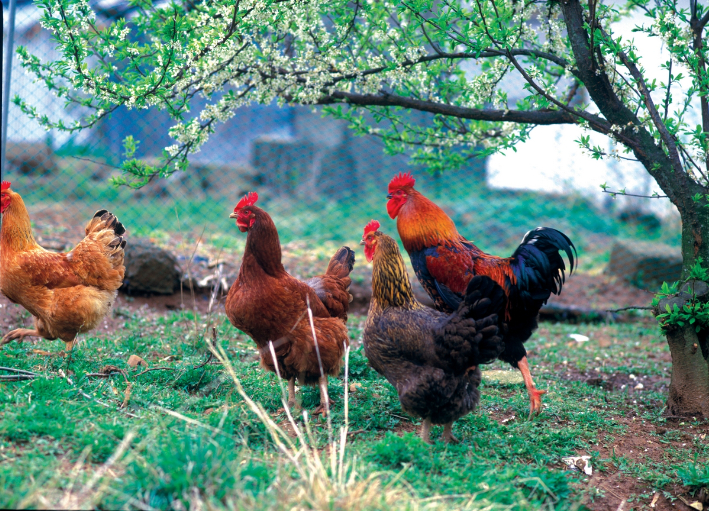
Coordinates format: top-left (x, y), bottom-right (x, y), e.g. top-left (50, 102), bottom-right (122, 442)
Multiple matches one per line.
top-left (2, 0), bottom-right (684, 297)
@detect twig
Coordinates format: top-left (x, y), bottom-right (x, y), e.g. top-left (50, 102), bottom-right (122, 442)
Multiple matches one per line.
top-left (134, 366), bottom-right (177, 377)
top-left (0, 374), bottom-right (36, 381)
top-left (86, 365), bottom-right (127, 380)
top-left (0, 366), bottom-right (38, 376)
top-left (602, 190), bottom-right (669, 199)
top-left (606, 306), bottom-right (653, 313)
top-left (193, 328), bottom-right (216, 369)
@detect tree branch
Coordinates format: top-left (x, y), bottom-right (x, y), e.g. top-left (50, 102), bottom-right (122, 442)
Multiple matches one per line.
top-left (599, 27), bottom-right (685, 176)
top-left (309, 90), bottom-right (580, 124)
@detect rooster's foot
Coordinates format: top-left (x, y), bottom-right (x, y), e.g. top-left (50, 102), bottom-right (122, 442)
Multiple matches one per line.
top-left (442, 422), bottom-right (460, 444)
top-left (527, 388), bottom-right (547, 420)
top-left (1, 329), bottom-right (40, 347)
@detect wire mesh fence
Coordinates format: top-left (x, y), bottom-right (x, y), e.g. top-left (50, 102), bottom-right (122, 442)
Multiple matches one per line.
top-left (1, 0), bottom-right (685, 295)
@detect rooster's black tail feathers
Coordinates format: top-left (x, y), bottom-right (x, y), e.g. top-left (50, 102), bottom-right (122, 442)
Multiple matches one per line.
top-left (511, 227), bottom-right (576, 302)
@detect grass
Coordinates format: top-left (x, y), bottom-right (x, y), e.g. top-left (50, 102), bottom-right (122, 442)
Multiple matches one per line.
top-left (0, 302), bottom-right (706, 510)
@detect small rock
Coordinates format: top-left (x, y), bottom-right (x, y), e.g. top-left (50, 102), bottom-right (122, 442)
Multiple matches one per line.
top-left (122, 239), bottom-right (181, 295)
top-left (349, 382), bottom-right (362, 393)
top-left (608, 239), bottom-right (682, 289)
top-left (127, 355), bottom-right (148, 368)
top-left (634, 383), bottom-right (644, 390)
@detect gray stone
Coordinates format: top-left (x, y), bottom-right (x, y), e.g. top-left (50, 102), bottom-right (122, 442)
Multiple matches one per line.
top-left (122, 239), bottom-right (180, 295)
top-left (608, 239), bottom-right (682, 289)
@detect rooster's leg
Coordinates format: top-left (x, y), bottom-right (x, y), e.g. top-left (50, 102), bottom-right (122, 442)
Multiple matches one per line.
top-left (0, 328), bottom-right (40, 346)
top-left (312, 376), bottom-right (332, 417)
top-left (517, 356), bottom-right (547, 419)
top-left (420, 417), bottom-right (433, 444)
top-left (442, 422), bottom-right (460, 444)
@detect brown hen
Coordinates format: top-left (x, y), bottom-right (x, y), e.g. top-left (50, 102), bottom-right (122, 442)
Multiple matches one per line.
top-left (225, 192), bottom-right (354, 414)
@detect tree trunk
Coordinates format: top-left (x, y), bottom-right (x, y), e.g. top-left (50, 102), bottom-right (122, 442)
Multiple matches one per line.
top-left (665, 324), bottom-right (708, 418)
top-left (659, 201), bottom-right (709, 418)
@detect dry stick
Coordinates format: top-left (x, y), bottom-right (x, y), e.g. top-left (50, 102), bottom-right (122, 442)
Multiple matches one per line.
top-left (154, 405), bottom-right (232, 438)
top-left (85, 430), bottom-right (137, 490)
top-left (0, 366), bottom-right (37, 375)
top-left (606, 306), bottom-right (654, 313)
top-left (173, 206), bottom-right (206, 338)
top-left (199, 255), bottom-right (226, 354)
top-left (134, 366), bottom-right (177, 377)
top-left (212, 335), bottom-right (306, 474)
top-left (305, 298), bottom-right (336, 476)
top-left (338, 342), bottom-right (350, 486)
top-left (0, 374), bottom-right (36, 381)
top-left (305, 296), bottom-right (330, 429)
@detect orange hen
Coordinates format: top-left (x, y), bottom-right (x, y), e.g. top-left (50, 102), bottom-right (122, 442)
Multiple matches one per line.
top-left (0, 182), bottom-right (126, 352)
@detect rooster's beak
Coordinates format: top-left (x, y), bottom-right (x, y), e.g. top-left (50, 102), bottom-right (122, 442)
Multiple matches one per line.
top-left (386, 193), bottom-right (393, 199)
top-left (359, 239), bottom-right (366, 246)
top-left (229, 212), bottom-right (238, 219)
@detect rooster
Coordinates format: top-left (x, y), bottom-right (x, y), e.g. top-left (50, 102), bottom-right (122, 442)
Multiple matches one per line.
top-left (386, 172), bottom-right (576, 418)
top-left (361, 220), bottom-right (505, 443)
top-left (225, 192), bottom-right (355, 414)
top-left (0, 181), bottom-right (126, 352)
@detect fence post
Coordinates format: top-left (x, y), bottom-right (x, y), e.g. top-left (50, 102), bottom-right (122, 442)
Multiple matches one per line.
top-left (1, 0), bottom-right (18, 175)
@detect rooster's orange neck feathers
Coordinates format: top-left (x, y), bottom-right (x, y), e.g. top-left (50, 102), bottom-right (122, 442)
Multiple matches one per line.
top-left (396, 190), bottom-right (465, 253)
top-left (1, 192), bottom-right (39, 253)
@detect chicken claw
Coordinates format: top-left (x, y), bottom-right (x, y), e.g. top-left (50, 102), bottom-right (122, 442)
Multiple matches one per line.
top-left (1, 328), bottom-right (39, 346)
top-left (442, 422), bottom-right (460, 444)
top-left (528, 388), bottom-right (547, 420)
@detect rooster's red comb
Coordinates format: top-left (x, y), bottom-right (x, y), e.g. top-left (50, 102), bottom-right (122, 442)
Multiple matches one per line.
top-left (388, 172), bottom-right (415, 192)
top-left (234, 192), bottom-right (258, 211)
top-left (363, 219), bottom-right (380, 236)
top-left (1, 181), bottom-right (10, 191)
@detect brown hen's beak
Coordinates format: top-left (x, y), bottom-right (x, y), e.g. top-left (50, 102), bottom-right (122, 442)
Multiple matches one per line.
top-left (229, 212), bottom-right (238, 219)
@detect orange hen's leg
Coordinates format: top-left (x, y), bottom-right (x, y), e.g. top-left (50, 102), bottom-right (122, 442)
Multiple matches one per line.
top-left (1, 328), bottom-right (40, 346)
top-left (517, 356), bottom-right (546, 419)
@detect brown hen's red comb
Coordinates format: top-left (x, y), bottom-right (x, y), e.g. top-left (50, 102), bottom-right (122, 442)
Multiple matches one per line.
top-left (234, 192), bottom-right (258, 211)
top-left (388, 172), bottom-right (415, 192)
top-left (1, 181), bottom-right (10, 191)
top-left (363, 219), bottom-right (380, 236)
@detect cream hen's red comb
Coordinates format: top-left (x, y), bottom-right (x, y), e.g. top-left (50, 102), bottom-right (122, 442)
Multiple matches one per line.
top-left (388, 172), bottom-right (415, 192)
top-left (363, 219), bottom-right (380, 236)
top-left (234, 192), bottom-right (258, 211)
top-left (1, 181), bottom-right (10, 191)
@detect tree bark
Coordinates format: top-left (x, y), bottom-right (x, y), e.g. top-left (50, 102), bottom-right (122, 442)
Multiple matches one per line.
top-left (663, 201), bottom-right (710, 418)
top-left (665, 324), bottom-right (709, 418)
